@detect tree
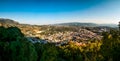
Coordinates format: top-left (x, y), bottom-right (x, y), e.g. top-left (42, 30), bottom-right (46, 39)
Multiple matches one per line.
top-left (100, 30), bottom-right (120, 61)
top-left (0, 26), bottom-right (24, 42)
top-left (0, 26), bottom-right (37, 61)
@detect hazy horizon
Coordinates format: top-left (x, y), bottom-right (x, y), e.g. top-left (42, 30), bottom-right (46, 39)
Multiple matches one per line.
top-left (0, 0), bottom-right (120, 25)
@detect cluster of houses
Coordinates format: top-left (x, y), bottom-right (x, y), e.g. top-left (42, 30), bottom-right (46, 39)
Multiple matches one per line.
top-left (40, 29), bottom-right (102, 43)
top-left (17, 25), bottom-right (102, 46)
top-left (0, 23), bottom-right (104, 46)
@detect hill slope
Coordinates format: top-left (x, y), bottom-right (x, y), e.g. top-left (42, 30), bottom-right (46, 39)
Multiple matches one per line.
top-left (0, 18), bottom-right (19, 24)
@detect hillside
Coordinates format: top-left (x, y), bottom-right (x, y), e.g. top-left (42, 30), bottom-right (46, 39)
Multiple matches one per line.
top-left (0, 20), bottom-right (119, 61)
top-left (0, 18), bottom-right (120, 61)
top-left (0, 18), bottom-right (19, 24)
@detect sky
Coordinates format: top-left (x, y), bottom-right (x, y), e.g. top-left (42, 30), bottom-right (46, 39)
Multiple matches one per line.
top-left (0, 0), bottom-right (120, 25)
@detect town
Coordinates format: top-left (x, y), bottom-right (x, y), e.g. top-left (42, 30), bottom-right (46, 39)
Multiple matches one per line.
top-left (0, 19), bottom-right (113, 46)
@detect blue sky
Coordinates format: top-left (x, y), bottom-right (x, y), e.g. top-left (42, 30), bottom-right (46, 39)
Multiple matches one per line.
top-left (0, 0), bottom-right (120, 25)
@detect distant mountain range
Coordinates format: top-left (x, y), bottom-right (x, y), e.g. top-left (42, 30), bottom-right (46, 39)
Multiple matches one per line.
top-left (98, 24), bottom-right (118, 27)
top-left (54, 22), bottom-right (98, 27)
top-left (53, 22), bottom-right (118, 27)
top-left (0, 18), bottom-right (118, 27)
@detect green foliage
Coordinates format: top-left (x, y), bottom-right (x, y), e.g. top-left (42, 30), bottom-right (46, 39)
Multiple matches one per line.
top-left (34, 43), bottom-right (59, 61)
top-left (100, 30), bottom-right (120, 61)
top-left (40, 45), bottom-right (58, 61)
top-left (58, 42), bottom-right (84, 61)
top-left (0, 26), bottom-right (24, 42)
top-left (0, 26), bottom-right (37, 61)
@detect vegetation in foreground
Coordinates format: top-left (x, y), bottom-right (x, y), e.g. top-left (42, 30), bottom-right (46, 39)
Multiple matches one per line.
top-left (0, 26), bottom-right (120, 61)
